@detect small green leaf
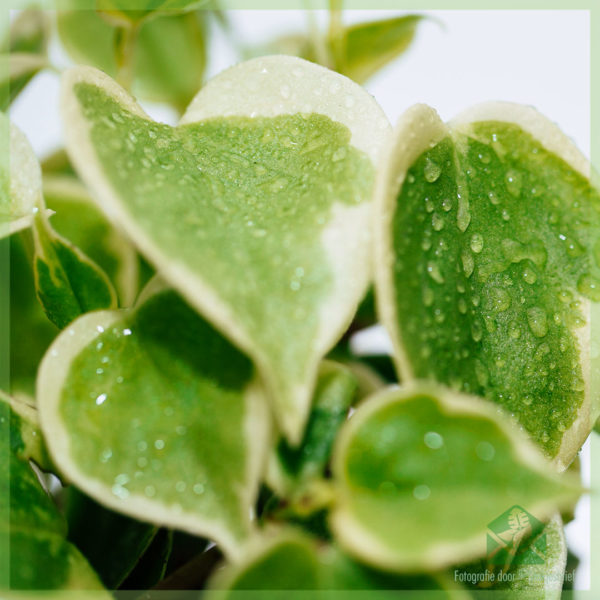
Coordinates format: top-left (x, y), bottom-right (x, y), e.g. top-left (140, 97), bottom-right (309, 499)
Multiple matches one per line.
top-left (374, 102), bottom-right (600, 467)
top-left (61, 57), bottom-right (389, 443)
top-left (37, 284), bottom-right (270, 558)
top-left (330, 384), bottom-right (580, 572)
top-left (9, 233), bottom-right (58, 397)
top-left (342, 15), bottom-right (424, 84)
top-left (120, 528), bottom-right (173, 589)
top-left (0, 390), bottom-right (50, 469)
top-left (207, 530), bottom-right (465, 597)
top-left (65, 487), bottom-right (158, 588)
top-left (58, 0), bottom-right (207, 108)
top-left (33, 213), bottom-right (118, 329)
top-left (0, 53), bottom-right (49, 110)
top-left (44, 175), bottom-right (140, 306)
top-left (1, 114), bottom-right (45, 238)
top-left (267, 361), bottom-right (357, 495)
top-left (1, 9), bottom-right (50, 108)
top-left (0, 395), bottom-right (109, 593)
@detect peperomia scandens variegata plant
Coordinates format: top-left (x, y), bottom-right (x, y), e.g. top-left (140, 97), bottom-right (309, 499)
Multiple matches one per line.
top-left (4, 7), bottom-right (597, 595)
top-left (374, 102), bottom-right (600, 470)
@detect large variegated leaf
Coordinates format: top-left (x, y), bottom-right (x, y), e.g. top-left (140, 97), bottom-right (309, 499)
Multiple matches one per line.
top-left (329, 384), bottom-right (580, 572)
top-left (61, 56), bottom-right (390, 442)
top-left (37, 283), bottom-right (269, 557)
top-left (374, 102), bottom-right (600, 468)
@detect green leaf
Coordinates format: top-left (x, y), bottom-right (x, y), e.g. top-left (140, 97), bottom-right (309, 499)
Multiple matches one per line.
top-left (342, 15), bottom-right (424, 84)
top-left (1, 9), bottom-right (50, 108)
top-left (120, 528), bottom-right (173, 589)
top-left (329, 384), bottom-right (580, 572)
top-left (44, 175), bottom-right (140, 306)
top-left (96, 0), bottom-right (210, 26)
top-left (207, 530), bottom-right (465, 597)
top-left (463, 513), bottom-right (567, 600)
top-left (61, 57), bottom-right (389, 443)
top-left (0, 114), bottom-right (45, 238)
top-left (33, 213), bottom-right (118, 329)
top-left (58, 0), bottom-right (207, 109)
top-left (267, 361), bottom-right (357, 495)
top-left (0, 390), bottom-right (50, 469)
top-left (9, 233), bottom-right (58, 397)
top-left (0, 394), bottom-right (109, 593)
top-left (65, 487), bottom-right (158, 588)
top-left (36, 283), bottom-right (270, 557)
top-left (374, 102), bottom-right (600, 468)
top-left (0, 53), bottom-right (49, 111)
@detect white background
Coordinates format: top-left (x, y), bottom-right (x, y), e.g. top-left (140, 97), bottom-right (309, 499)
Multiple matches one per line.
top-left (10, 8), bottom-right (592, 591)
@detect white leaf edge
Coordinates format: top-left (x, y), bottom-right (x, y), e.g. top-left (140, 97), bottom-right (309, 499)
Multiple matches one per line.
top-left (1, 115), bottom-right (46, 239)
top-left (373, 101), bottom-right (599, 471)
top-left (36, 282), bottom-right (271, 559)
top-left (60, 55), bottom-right (391, 443)
top-left (329, 382), bottom-right (581, 573)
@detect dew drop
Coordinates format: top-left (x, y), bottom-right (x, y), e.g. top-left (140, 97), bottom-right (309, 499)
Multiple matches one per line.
top-left (488, 191), bottom-right (500, 205)
top-left (471, 320), bottom-right (483, 342)
top-left (456, 194), bottom-right (471, 232)
top-left (432, 212), bottom-right (444, 231)
top-left (461, 250), bottom-right (474, 278)
top-left (476, 441), bottom-right (495, 461)
top-left (458, 298), bottom-right (468, 314)
top-left (577, 273), bottom-right (600, 301)
top-left (426, 261), bottom-right (445, 284)
top-left (527, 307), bottom-right (548, 338)
top-left (423, 287), bottom-right (434, 307)
top-left (95, 393), bottom-right (107, 406)
top-left (421, 237), bottom-right (432, 251)
top-left (145, 485), bottom-right (156, 498)
top-left (474, 359), bottom-right (489, 387)
top-left (193, 483), bottom-right (205, 495)
top-left (508, 321), bottom-right (521, 339)
top-left (489, 287), bottom-right (510, 312)
top-left (522, 266), bottom-right (537, 285)
top-left (441, 197), bottom-right (453, 212)
top-left (154, 439), bottom-right (165, 450)
top-left (505, 170), bottom-right (522, 197)
top-left (413, 484), bottom-right (431, 500)
top-left (424, 158), bottom-right (442, 183)
top-left (470, 233), bottom-right (484, 254)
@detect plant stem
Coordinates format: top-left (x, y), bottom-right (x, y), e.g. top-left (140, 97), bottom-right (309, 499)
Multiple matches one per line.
top-left (114, 23), bottom-right (140, 92)
top-left (328, 0), bottom-right (346, 73)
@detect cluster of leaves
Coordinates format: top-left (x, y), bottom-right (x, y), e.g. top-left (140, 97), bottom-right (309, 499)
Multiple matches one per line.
top-left (2, 3), bottom-right (599, 598)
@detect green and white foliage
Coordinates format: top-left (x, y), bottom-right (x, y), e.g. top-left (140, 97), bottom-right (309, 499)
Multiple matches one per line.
top-left (329, 384), bottom-right (580, 572)
top-left (1, 114), bottom-right (44, 238)
top-left (375, 102), bottom-right (600, 468)
top-left (37, 283), bottom-right (270, 558)
top-left (61, 55), bottom-right (390, 443)
top-left (0, 392), bottom-right (109, 593)
top-left (207, 529), bottom-right (466, 599)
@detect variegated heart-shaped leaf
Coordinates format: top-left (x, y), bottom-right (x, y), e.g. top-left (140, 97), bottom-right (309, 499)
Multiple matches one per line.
top-left (61, 56), bottom-right (390, 442)
top-left (375, 103), bottom-right (600, 468)
top-left (330, 384), bottom-right (580, 572)
top-left (37, 282), bottom-right (269, 557)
